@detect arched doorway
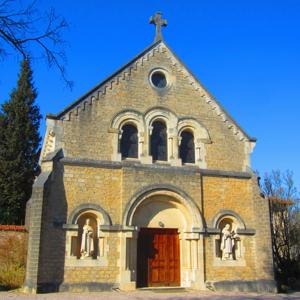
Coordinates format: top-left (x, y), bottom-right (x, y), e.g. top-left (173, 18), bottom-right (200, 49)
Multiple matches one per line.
top-left (133, 196), bottom-right (188, 287)
top-left (122, 188), bottom-right (203, 289)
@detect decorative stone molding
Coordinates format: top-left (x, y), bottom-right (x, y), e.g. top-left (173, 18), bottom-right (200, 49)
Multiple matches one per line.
top-left (211, 209), bottom-right (246, 230)
top-left (43, 40), bottom-right (256, 172)
top-left (237, 228), bottom-right (256, 235)
top-left (123, 184), bottom-right (204, 230)
top-left (46, 41), bottom-right (255, 152)
top-left (39, 118), bottom-right (64, 166)
top-left (110, 109), bottom-right (144, 131)
top-left (68, 203), bottom-right (112, 225)
top-left (144, 106), bottom-right (180, 166)
top-left (60, 157), bottom-right (253, 179)
top-left (63, 203), bottom-right (112, 265)
top-left (120, 183), bottom-right (205, 289)
top-left (110, 109), bottom-right (145, 162)
top-left (110, 106), bottom-right (212, 167)
top-left (209, 210), bottom-right (252, 266)
top-left (47, 42), bottom-right (165, 123)
top-left (42, 130), bottom-right (55, 158)
top-left (178, 118), bottom-right (211, 168)
top-left (40, 128), bottom-right (56, 163)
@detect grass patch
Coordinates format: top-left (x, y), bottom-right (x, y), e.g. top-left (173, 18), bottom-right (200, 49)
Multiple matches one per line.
top-left (0, 233), bottom-right (27, 290)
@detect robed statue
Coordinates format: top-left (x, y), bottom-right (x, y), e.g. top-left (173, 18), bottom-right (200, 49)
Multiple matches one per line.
top-left (220, 223), bottom-right (239, 260)
top-left (80, 218), bottom-right (94, 259)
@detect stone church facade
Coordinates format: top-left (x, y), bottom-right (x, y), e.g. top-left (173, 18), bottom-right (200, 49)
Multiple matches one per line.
top-left (24, 13), bottom-right (276, 293)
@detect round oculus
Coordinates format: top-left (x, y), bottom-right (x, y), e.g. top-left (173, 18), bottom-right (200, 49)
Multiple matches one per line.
top-left (150, 71), bottom-right (167, 89)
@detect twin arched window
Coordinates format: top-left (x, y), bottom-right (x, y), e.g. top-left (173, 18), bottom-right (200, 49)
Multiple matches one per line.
top-left (120, 124), bottom-right (138, 159)
top-left (150, 121), bottom-right (167, 161)
top-left (120, 122), bottom-right (196, 164)
top-left (179, 130), bottom-right (195, 164)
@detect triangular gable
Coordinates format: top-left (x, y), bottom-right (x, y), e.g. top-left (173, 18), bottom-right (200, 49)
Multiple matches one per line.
top-left (46, 40), bottom-right (161, 120)
top-left (47, 40), bottom-right (256, 143)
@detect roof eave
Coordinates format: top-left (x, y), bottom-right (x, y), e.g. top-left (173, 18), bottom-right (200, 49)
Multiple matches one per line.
top-left (46, 40), bottom-right (163, 120)
top-left (46, 39), bottom-right (257, 143)
top-left (161, 41), bottom-right (256, 142)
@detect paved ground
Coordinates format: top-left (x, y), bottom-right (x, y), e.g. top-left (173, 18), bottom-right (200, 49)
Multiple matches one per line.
top-left (1, 290), bottom-right (300, 300)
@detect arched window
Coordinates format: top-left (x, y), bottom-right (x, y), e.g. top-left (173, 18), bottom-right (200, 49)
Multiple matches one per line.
top-left (120, 124), bottom-right (138, 159)
top-left (150, 121), bottom-right (167, 161)
top-left (179, 130), bottom-right (195, 164)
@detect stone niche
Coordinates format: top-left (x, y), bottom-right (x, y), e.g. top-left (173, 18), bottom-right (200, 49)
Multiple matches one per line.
top-left (74, 213), bottom-right (98, 259)
top-left (215, 217), bottom-right (242, 261)
top-left (211, 212), bottom-right (250, 267)
top-left (63, 207), bottom-right (109, 267)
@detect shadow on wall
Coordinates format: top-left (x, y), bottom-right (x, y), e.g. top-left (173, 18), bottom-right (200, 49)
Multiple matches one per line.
top-left (37, 160), bottom-right (68, 293)
top-left (261, 244), bottom-right (277, 285)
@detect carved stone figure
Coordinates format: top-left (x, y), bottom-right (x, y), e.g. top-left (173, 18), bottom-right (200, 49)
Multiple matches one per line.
top-left (80, 218), bottom-right (94, 259)
top-left (220, 223), bottom-right (239, 260)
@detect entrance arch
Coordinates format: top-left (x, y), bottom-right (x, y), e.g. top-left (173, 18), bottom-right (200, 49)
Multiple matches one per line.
top-left (123, 184), bottom-right (203, 230)
top-left (132, 195), bottom-right (190, 230)
top-left (120, 185), bottom-right (205, 289)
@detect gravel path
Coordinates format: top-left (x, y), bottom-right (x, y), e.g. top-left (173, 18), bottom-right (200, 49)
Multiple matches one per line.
top-left (1, 290), bottom-right (300, 300)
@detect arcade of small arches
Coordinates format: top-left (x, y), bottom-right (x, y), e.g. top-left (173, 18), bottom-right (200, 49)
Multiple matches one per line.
top-left (63, 188), bottom-right (250, 288)
top-left (110, 108), bottom-right (211, 168)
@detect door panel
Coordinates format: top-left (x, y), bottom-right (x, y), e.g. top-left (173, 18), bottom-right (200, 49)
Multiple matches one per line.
top-left (137, 228), bottom-right (180, 287)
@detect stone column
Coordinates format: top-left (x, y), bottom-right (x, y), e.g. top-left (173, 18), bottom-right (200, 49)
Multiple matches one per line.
top-left (169, 129), bottom-right (181, 166)
top-left (183, 232), bottom-right (205, 289)
top-left (139, 131), bottom-right (152, 164)
top-left (119, 230), bottom-right (138, 290)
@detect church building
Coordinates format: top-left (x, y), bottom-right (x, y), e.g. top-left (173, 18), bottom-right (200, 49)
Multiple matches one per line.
top-left (24, 13), bottom-right (276, 293)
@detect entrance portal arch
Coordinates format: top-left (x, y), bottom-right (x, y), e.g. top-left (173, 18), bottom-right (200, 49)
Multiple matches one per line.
top-left (132, 195), bottom-right (190, 232)
top-left (120, 185), bottom-right (205, 289)
top-left (123, 184), bottom-right (203, 231)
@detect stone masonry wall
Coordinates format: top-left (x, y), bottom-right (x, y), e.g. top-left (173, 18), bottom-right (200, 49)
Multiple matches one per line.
top-left (32, 158), bottom-right (274, 290)
top-left (63, 164), bottom-right (122, 224)
top-left (30, 42), bottom-right (275, 292)
top-left (60, 48), bottom-right (246, 172)
top-left (62, 233), bottom-right (120, 289)
top-left (203, 177), bottom-right (254, 228)
top-left (203, 177), bottom-right (272, 281)
top-left (58, 161), bottom-right (271, 286)
top-left (251, 177), bottom-right (275, 281)
top-left (62, 164), bottom-right (122, 285)
top-left (121, 165), bottom-right (202, 222)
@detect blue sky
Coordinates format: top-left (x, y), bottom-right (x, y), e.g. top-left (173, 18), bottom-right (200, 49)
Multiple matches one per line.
top-left (1, 0), bottom-right (300, 189)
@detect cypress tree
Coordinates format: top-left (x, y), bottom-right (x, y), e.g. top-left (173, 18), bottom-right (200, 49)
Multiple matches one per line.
top-left (0, 59), bottom-right (41, 224)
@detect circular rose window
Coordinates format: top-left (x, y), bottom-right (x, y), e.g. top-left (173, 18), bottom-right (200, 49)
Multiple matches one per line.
top-left (150, 70), bottom-right (167, 89)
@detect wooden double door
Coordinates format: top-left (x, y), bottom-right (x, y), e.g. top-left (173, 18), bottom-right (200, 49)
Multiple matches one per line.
top-left (137, 228), bottom-right (180, 287)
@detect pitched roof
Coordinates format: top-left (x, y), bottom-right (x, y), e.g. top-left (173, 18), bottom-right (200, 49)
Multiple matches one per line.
top-left (47, 40), bottom-right (256, 143)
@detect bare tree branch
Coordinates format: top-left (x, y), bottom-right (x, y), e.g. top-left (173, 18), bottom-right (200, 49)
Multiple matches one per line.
top-left (0, 0), bottom-right (72, 88)
top-left (261, 170), bottom-right (300, 286)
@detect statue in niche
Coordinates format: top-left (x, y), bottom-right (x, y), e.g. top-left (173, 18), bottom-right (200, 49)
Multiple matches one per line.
top-left (80, 218), bottom-right (94, 259)
top-left (220, 223), bottom-right (239, 260)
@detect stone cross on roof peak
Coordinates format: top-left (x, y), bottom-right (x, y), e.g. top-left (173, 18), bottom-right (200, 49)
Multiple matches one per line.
top-left (150, 12), bottom-right (167, 43)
